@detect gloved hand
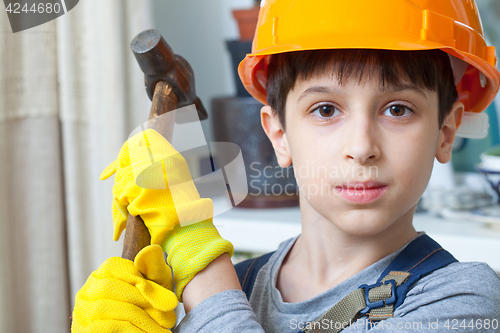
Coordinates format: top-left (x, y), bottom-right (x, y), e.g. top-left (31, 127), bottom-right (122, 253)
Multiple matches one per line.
top-left (71, 244), bottom-right (178, 333)
top-left (101, 129), bottom-right (234, 301)
top-left (100, 128), bottom-right (213, 245)
top-left (161, 219), bottom-right (234, 301)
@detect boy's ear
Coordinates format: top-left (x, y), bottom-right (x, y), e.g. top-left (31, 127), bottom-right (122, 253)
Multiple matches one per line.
top-left (260, 105), bottom-right (292, 168)
top-left (435, 100), bottom-right (464, 163)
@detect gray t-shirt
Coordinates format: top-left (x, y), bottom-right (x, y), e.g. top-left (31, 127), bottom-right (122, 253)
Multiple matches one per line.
top-left (174, 233), bottom-right (500, 332)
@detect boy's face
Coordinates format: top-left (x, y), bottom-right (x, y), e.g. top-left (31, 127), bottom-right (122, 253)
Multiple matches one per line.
top-left (262, 72), bottom-right (463, 238)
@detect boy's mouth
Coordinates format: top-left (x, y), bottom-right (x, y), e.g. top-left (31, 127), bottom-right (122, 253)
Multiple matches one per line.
top-left (339, 181), bottom-right (387, 189)
top-left (335, 181), bottom-right (388, 203)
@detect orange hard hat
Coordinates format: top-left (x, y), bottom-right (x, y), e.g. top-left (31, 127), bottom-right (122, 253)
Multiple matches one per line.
top-left (238, 0), bottom-right (500, 114)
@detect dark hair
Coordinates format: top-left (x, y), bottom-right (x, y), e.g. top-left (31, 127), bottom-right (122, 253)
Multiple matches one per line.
top-left (266, 49), bottom-right (458, 130)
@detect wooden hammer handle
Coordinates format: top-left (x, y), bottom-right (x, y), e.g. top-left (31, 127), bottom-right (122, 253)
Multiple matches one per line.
top-left (122, 81), bottom-right (179, 261)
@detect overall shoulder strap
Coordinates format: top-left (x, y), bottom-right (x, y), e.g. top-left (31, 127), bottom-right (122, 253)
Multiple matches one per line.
top-left (235, 251), bottom-right (275, 300)
top-left (377, 234), bottom-right (458, 310)
top-left (304, 234), bottom-right (458, 333)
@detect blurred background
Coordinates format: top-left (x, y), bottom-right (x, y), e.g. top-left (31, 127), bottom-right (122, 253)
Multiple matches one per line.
top-left (1, 1), bottom-right (500, 332)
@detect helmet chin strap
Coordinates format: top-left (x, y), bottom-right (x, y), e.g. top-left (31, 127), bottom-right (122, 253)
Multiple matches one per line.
top-left (447, 54), bottom-right (490, 139)
top-left (448, 54), bottom-right (469, 86)
top-left (456, 111), bottom-right (489, 139)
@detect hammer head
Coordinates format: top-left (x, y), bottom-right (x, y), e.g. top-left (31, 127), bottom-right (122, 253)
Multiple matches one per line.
top-left (131, 29), bottom-right (208, 121)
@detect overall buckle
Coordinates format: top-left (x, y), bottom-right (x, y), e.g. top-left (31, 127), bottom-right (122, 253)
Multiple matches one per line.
top-left (359, 279), bottom-right (397, 315)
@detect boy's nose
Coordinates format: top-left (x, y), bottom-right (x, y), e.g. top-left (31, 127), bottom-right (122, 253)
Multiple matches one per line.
top-left (342, 119), bottom-right (381, 164)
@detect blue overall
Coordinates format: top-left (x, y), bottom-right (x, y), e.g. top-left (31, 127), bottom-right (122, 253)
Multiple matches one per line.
top-left (234, 234), bottom-right (458, 331)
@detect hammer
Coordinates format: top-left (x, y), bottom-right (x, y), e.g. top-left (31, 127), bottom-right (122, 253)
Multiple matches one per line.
top-left (122, 29), bottom-right (208, 261)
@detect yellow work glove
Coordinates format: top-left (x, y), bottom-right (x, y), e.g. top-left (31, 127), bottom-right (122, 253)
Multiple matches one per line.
top-left (71, 244), bottom-right (177, 333)
top-left (161, 219), bottom-right (234, 301)
top-left (100, 128), bottom-right (213, 245)
top-left (101, 129), bottom-right (234, 301)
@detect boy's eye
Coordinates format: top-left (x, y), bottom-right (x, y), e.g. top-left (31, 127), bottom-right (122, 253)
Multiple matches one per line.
top-left (311, 104), bottom-right (341, 118)
top-left (383, 105), bottom-right (413, 117)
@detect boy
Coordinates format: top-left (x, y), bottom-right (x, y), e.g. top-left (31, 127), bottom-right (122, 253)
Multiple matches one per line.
top-left (72, 0), bottom-right (500, 332)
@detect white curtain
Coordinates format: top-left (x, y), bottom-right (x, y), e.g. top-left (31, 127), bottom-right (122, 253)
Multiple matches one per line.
top-left (0, 1), bottom-right (153, 332)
